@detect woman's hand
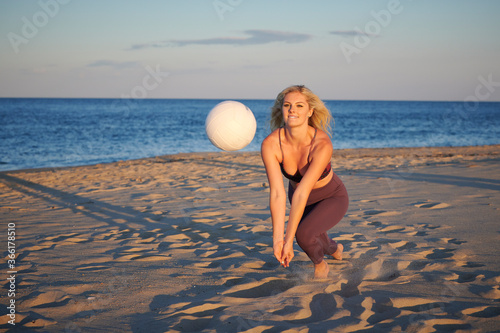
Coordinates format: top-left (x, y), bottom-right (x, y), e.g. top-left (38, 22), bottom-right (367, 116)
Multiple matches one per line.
top-left (273, 239), bottom-right (284, 265)
top-left (281, 240), bottom-right (294, 268)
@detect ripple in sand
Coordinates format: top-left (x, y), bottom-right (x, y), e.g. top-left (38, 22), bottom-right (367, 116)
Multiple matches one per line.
top-left (414, 202), bottom-right (450, 209)
top-left (25, 291), bottom-right (71, 309)
top-left (465, 306), bottom-right (500, 318)
top-left (378, 225), bottom-right (407, 234)
top-left (194, 186), bottom-right (219, 192)
top-left (364, 209), bottom-right (401, 217)
top-left (190, 211), bottom-right (224, 218)
top-left (425, 248), bottom-right (456, 259)
top-left (76, 265), bottom-right (111, 272)
top-left (224, 278), bottom-right (296, 298)
top-left (470, 285), bottom-right (500, 299)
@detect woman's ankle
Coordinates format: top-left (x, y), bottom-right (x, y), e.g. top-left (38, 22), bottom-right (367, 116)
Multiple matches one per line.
top-left (314, 260), bottom-right (329, 279)
top-left (332, 243), bottom-right (343, 260)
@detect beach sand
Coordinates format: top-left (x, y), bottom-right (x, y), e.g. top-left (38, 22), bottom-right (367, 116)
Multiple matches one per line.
top-left (1, 145), bottom-right (499, 332)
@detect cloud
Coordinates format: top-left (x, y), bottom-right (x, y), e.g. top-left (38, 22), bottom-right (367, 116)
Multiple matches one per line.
top-left (330, 30), bottom-right (379, 38)
top-left (87, 60), bottom-right (140, 69)
top-left (129, 30), bottom-right (312, 50)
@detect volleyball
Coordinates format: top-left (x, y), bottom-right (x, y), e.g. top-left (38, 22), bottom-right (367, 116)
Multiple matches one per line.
top-left (205, 101), bottom-right (257, 151)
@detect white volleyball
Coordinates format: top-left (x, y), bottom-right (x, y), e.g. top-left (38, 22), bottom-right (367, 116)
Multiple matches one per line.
top-left (205, 101), bottom-right (257, 151)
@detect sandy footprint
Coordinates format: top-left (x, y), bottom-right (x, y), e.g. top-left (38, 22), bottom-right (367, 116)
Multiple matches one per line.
top-left (388, 240), bottom-right (417, 251)
top-left (414, 201), bottom-right (450, 209)
top-left (440, 238), bottom-right (467, 245)
top-left (341, 297), bottom-right (376, 330)
top-left (470, 285), bottom-right (500, 299)
top-left (190, 211), bottom-right (225, 219)
top-left (461, 261), bottom-right (485, 268)
top-left (366, 296), bottom-right (401, 326)
top-left (425, 248), bottom-right (456, 260)
top-left (76, 264), bottom-right (112, 272)
top-left (21, 243), bottom-right (55, 251)
top-left (116, 252), bottom-right (170, 262)
top-left (44, 233), bottom-right (81, 242)
top-left (406, 260), bottom-right (431, 271)
top-left (0, 312), bottom-right (57, 328)
top-left (360, 199), bottom-right (378, 203)
top-left (25, 233), bottom-right (91, 250)
top-left (170, 303), bottom-right (228, 318)
top-left (131, 193), bottom-right (164, 201)
top-left (410, 318), bottom-right (471, 331)
top-left (417, 223), bottom-right (441, 230)
top-left (223, 277), bottom-right (297, 298)
top-left (464, 306), bottom-right (500, 318)
top-left (390, 297), bottom-right (441, 309)
top-left (348, 241), bottom-right (379, 259)
top-left (240, 260), bottom-right (278, 271)
top-left (407, 223), bottom-right (442, 237)
top-left (58, 237), bottom-right (91, 245)
top-left (24, 290), bottom-right (71, 308)
top-left (364, 258), bottom-right (401, 282)
top-left (364, 210), bottom-right (401, 217)
top-left (194, 186), bottom-right (219, 193)
top-left (378, 225), bottom-right (407, 234)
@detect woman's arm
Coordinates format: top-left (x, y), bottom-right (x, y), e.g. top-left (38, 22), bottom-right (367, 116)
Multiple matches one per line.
top-left (261, 135), bottom-right (287, 263)
top-left (281, 136), bottom-right (333, 266)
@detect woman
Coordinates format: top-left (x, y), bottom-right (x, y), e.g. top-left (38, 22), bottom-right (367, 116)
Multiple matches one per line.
top-left (261, 85), bottom-right (349, 279)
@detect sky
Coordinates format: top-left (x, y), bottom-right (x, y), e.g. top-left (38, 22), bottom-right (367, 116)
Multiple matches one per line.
top-left (1, 0), bottom-right (499, 101)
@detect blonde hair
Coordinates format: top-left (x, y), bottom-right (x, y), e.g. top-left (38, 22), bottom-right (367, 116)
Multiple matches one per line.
top-left (270, 85), bottom-right (333, 134)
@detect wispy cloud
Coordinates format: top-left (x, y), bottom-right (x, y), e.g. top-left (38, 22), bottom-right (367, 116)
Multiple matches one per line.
top-left (129, 30), bottom-right (312, 50)
top-left (330, 30), bottom-right (379, 38)
top-left (87, 60), bottom-right (140, 69)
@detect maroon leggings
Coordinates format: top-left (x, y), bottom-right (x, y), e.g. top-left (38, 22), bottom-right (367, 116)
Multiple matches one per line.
top-left (288, 172), bottom-right (349, 264)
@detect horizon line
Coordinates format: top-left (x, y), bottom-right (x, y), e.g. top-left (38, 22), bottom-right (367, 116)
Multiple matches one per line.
top-left (1, 97), bottom-right (499, 103)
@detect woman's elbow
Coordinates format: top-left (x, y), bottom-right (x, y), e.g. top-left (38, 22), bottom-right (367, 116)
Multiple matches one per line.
top-left (291, 188), bottom-right (309, 206)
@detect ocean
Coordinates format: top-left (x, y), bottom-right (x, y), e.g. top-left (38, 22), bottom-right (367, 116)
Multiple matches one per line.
top-left (0, 98), bottom-right (499, 171)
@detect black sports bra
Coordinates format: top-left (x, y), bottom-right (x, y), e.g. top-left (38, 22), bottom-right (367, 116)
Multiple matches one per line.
top-left (278, 127), bottom-right (331, 183)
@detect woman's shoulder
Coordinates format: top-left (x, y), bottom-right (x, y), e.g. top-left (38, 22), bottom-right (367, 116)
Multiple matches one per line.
top-left (312, 128), bottom-right (333, 152)
top-left (262, 128), bottom-right (281, 147)
top-left (313, 128), bottom-right (332, 142)
top-left (261, 128), bottom-right (282, 163)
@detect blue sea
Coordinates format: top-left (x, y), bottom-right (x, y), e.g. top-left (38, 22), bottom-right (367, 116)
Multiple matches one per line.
top-left (0, 98), bottom-right (499, 171)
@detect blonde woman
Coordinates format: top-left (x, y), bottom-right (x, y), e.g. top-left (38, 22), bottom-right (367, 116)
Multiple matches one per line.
top-left (261, 85), bottom-right (349, 279)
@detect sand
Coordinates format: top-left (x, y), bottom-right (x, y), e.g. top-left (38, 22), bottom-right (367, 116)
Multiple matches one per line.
top-left (0, 145), bottom-right (499, 332)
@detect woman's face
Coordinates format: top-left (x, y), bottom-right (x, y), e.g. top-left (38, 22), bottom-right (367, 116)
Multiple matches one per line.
top-left (282, 92), bottom-right (313, 126)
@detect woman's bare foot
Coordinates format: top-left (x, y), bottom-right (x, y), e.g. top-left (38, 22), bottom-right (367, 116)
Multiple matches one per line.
top-left (314, 260), bottom-right (329, 279)
top-left (332, 243), bottom-right (343, 260)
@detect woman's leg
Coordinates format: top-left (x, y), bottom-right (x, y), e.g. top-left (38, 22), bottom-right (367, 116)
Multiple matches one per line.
top-left (295, 188), bottom-right (349, 265)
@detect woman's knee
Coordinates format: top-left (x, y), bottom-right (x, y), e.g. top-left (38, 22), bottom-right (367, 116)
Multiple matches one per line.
top-left (295, 225), bottom-right (315, 247)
